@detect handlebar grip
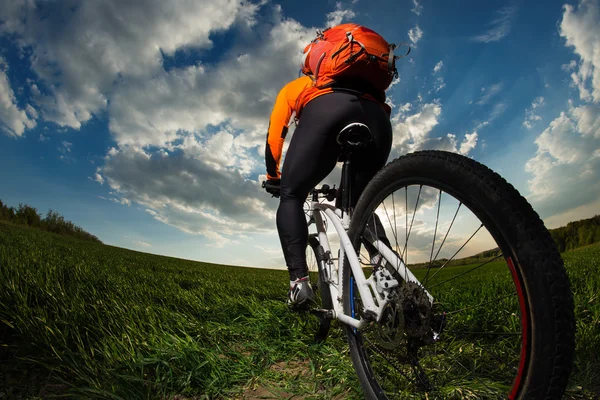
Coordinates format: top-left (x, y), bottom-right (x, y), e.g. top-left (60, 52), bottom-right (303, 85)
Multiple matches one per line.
top-left (262, 180), bottom-right (281, 197)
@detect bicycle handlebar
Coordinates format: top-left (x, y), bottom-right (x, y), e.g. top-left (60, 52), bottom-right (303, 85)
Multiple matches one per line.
top-left (310, 184), bottom-right (338, 202)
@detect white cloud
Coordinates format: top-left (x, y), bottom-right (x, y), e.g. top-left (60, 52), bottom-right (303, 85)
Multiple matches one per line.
top-left (1, 0), bottom-right (260, 130)
top-left (459, 132), bottom-right (478, 155)
top-left (433, 61), bottom-right (443, 74)
top-left (562, 60), bottom-right (578, 72)
top-left (433, 77), bottom-right (445, 92)
top-left (133, 240), bottom-right (152, 248)
top-left (57, 141), bottom-right (74, 161)
top-left (100, 143), bottom-right (277, 243)
top-left (8, 3), bottom-right (316, 247)
top-left (472, 5), bottom-right (518, 43)
top-left (474, 102), bottom-right (506, 131)
top-left (531, 96), bottom-right (545, 109)
top-left (61, 141), bottom-right (72, 152)
top-left (111, 197), bottom-right (132, 206)
top-left (560, 0), bottom-right (600, 102)
top-left (490, 102), bottom-right (507, 119)
top-left (523, 0), bottom-right (600, 221)
top-left (390, 101), bottom-right (476, 156)
top-left (571, 104), bottom-right (600, 138)
top-left (408, 25), bottom-right (423, 47)
top-left (525, 105), bottom-right (600, 217)
top-left (93, 169), bottom-right (105, 185)
top-left (326, 2), bottom-right (356, 27)
top-left (392, 102), bottom-right (442, 154)
top-left (476, 82), bottom-right (503, 105)
top-left (523, 96), bottom-right (545, 130)
top-left (411, 0), bottom-right (423, 16)
top-left (0, 61), bottom-right (36, 137)
top-left (108, 15), bottom-right (313, 147)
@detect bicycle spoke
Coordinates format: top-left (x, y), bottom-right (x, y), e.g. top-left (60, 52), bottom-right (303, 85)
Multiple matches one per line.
top-left (428, 190), bottom-right (442, 267)
top-left (422, 223), bottom-right (484, 288)
top-left (444, 293), bottom-right (514, 316)
top-left (381, 195), bottom-right (398, 247)
top-left (426, 255), bottom-right (503, 290)
top-left (421, 201), bottom-right (462, 286)
top-left (361, 330), bottom-right (417, 396)
top-left (441, 332), bottom-right (521, 374)
top-left (445, 330), bottom-right (520, 336)
top-left (404, 186), bottom-right (408, 262)
top-left (390, 192), bottom-right (408, 279)
top-left (437, 347), bottom-right (506, 399)
top-left (392, 191), bottom-right (399, 251)
top-left (401, 185), bottom-right (422, 266)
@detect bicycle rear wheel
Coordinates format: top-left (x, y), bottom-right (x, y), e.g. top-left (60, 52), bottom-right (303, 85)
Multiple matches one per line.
top-left (342, 151), bottom-right (575, 399)
top-left (306, 235), bottom-right (334, 343)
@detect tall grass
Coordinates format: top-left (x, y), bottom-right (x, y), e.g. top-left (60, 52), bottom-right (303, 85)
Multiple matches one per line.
top-left (1, 222), bottom-right (598, 399)
top-left (0, 222), bottom-right (357, 399)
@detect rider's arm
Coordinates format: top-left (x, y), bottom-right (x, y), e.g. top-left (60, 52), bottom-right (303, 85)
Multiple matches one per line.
top-left (265, 76), bottom-right (312, 180)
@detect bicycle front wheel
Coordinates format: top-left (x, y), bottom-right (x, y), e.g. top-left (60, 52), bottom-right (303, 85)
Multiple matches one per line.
top-left (342, 151), bottom-right (575, 399)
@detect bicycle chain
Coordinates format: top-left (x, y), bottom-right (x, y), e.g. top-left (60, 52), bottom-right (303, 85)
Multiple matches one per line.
top-left (358, 282), bottom-right (434, 392)
top-left (362, 331), bottom-right (415, 384)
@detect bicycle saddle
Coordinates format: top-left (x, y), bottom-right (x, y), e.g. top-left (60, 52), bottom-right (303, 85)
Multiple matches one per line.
top-left (336, 122), bottom-right (372, 148)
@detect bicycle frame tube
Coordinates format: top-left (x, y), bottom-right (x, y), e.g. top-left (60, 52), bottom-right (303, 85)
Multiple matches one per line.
top-left (308, 200), bottom-right (433, 330)
top-left (311, 203), bottom-right (370, 329)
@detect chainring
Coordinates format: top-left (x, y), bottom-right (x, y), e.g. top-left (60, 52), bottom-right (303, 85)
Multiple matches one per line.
top-left (371, 290), bottom-right (405, 350)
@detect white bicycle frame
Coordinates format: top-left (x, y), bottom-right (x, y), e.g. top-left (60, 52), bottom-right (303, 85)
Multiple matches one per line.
top-left (308, 199), bottom-right (433, 330)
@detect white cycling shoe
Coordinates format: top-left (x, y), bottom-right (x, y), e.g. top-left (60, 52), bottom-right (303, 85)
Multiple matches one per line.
top-left (287, 276), bottom-right (315, 310)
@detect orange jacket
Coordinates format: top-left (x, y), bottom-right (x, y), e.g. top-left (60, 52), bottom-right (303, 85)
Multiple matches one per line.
top-left (265, 76), bottom-right (390, 180)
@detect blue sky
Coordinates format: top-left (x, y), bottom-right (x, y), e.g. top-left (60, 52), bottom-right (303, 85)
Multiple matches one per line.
top-left (1, 0), bottom-right (599, 268)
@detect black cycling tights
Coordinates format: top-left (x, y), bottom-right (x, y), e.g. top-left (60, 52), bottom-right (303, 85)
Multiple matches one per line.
top-left (277, 92), bottom-right (392, 280)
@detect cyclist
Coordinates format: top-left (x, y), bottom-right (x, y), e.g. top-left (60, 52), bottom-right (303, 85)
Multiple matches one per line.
top-left (264, 25), bottom-right (395, 310)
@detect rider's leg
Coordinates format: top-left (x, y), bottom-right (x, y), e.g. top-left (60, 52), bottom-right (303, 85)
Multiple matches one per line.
top-left (277, 96), bottom-right (343, 281)
top-left (277, 93), bottom-right (392, 281)
top-left (348, 97), bottom-right (392, 205)
top-left (348, 97), bottom-right (393, 260)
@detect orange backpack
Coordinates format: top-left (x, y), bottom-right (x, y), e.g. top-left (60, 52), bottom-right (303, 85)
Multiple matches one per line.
top-left (301, 23), bottom-right (409, 91)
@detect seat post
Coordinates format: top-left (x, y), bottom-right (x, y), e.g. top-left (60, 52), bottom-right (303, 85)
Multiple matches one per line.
top-left (336, 122), bottom-right (371, 216)
top-left (341, 153), bottom-right (352, 214)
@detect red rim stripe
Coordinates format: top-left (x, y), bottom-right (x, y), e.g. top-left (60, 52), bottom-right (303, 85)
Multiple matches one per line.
top-left (507, 256), bottom-right (529, 400)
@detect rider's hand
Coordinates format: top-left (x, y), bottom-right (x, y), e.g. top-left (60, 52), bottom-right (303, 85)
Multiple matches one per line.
top-left (262, 179), bottom-right (281, 198)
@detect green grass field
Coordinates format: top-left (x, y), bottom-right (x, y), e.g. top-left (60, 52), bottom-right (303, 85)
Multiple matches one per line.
top-left (1, 221), bottom-right (599, 399)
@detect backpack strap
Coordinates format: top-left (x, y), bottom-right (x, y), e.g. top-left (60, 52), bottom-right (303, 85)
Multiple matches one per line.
top-left (387, 42), bottom-right (411, 77)
top-left (388, 44), bottom-right (396, 72)
top-left (346, 32), bottom-right (367, 63)
top-left (331, 31), bottom-right (367, 63)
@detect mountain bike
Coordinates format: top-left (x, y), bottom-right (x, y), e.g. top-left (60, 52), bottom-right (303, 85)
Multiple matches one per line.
top-left (263, 123), bottom-right (575, 399)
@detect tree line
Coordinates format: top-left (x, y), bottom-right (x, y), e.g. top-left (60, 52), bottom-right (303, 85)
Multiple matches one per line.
top-left (549, 215), bottom-right (600, 253)
top-left (0, 199), bottom-right (102, 243)
top-left (1, 198), bottom-right (598, 253)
